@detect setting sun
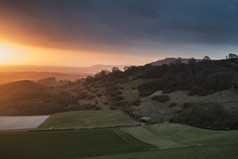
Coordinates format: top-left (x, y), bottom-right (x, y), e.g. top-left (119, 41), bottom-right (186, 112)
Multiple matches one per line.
top-left (0, 43), bottom-right (17, 63)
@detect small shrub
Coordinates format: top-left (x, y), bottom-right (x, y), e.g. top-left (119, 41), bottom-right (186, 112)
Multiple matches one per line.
top-left (80, 104), bottom-right (101, 110)
top-left (110, 106), bottom-right (117, 110)
top-left (106, 90), bottom-right (122, 97)
top-left (78, 91), bottom-right (89, 99)
top-left (103, 101), bottom-right (109, 105)
top-left (183, 102), bottom-right (193, 109)
top-left (132, 100), bottom-right (141, 106)
top-left (96, 93), bottom-right (103, 97)
top-left (152, 95), bottom-right (170, 102)
top-left (137, 82), bottom-right (159, 97)
top-left (168, 102), bottom-right (176, 107)
top-left (112, 95), bottom-right (124, 101)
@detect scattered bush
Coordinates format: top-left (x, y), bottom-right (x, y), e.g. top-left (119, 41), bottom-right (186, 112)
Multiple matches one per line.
top-left (96, 93), bottom-right (103, 97)
top-left (80, 104), bottom-right (101, 110)
top-left (78, 92), bottom-right (89, 99)
top-left (110, 106), bottom-right (117, 110)
top-left (137, 82), bottom-right (160, 97)
top-left (103, 101), bottom-right (109, 105)
top-left (106, 91), bottom-right (122, 97)
top-left (168, 102), bottom-right (176, 107)
top-left (152, 95), bottom-right (170, 102)
top-left (183, 102), bottom-right (193, 109)
top-left (132, 100), bottom-right (141, 106)
top-left (112, 95), bottom-right (124, 101)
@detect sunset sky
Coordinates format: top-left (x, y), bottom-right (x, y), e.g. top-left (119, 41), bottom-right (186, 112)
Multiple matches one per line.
top-left (0, 0), bottom-right (238, 66)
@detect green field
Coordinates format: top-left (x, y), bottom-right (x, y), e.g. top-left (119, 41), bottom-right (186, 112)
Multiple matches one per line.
top-left (120, 123), bottom-right (238, 148)
top-left (83, 144), bottom-right (238, 159)
top-left (1, 123), bottom-right (237, 159)
top-left (0, 129), bottom-right (154, 159)
top-left (83, 123), bottom-right (238, 159)
top-left (39, 110), bottom-right (137, 129)
top-left (145, 123), bottom-right (238, 146)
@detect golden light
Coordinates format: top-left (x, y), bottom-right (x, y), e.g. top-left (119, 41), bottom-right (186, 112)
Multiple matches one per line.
top-left (0, 43), bottom-right (17, 63)
top-left (0, 41), bottom-right (153, 67)
top-left (0, 42), bottom-right (34, 65)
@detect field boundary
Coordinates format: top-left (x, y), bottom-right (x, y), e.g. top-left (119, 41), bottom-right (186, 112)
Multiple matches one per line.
top-left (28, 124), bottom-right (141, 132)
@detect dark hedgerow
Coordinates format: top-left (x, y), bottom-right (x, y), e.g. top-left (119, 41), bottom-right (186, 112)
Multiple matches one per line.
top-left (172, 102), bottom-right (238, 130)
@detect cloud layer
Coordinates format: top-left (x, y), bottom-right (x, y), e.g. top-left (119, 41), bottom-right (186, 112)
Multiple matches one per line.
top-left (1, 0), bottom-right (238, 57)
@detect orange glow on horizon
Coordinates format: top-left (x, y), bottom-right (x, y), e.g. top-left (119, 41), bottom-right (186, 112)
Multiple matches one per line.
top-left (0, 41), bottom-right (154, 67)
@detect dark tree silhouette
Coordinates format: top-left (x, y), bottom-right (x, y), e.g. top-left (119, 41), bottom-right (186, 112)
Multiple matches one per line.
top-left (203, 56), bottom-right (211, 61)
top-left (228, 53), bottom-right (238, 59)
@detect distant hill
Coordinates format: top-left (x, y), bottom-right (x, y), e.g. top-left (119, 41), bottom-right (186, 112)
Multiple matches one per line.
top-left (150, 57), bottom-right (201, 66)
top-left (0, 72), bottom-right (87, 85)
top-left (0, 64), bottom-right (126, 74)
top-left (0, 64), bottom-right (127, 85)
top-left (84, 64), bottom-right (126, 74)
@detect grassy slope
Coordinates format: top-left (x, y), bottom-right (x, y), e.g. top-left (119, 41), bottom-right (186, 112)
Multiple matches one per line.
top-left (83, 123), bottom-right (238, 159)
top-left (122, 126), bottom-right (182, 149)
top-left (120, 124), bottom-right (238, 148)
top-left (0, 129), bottom-right (154, 159)
top-left (145, 123), bottom-right (238, 146)
top-left (122, 79), bottom-right (238, 122)
top-left (39, 110), bottom-right (137, 129)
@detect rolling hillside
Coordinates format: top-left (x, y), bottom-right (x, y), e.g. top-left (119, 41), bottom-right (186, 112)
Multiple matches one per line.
top-left (0, 58), bottom-right (238, 130)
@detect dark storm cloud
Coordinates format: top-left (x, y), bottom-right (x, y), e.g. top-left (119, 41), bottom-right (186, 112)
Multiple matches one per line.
top-left (1, 0), bottom-right (238, 54)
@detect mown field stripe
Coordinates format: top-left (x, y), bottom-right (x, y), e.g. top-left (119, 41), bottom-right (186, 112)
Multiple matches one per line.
top-left (145, 123), bottom-right (238, 146)
top-left (122, 126), bottom-right (183, 149)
